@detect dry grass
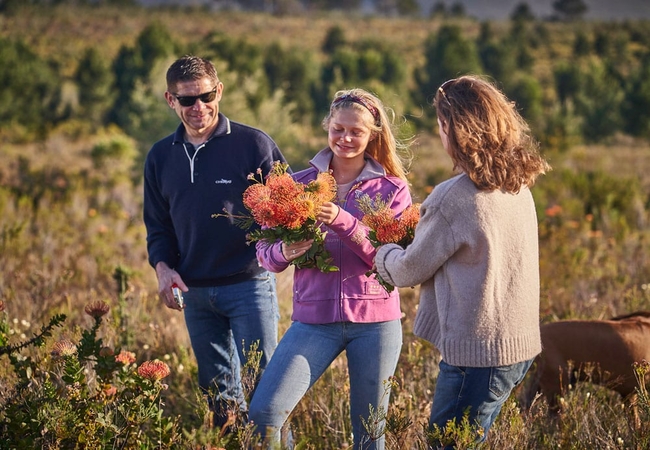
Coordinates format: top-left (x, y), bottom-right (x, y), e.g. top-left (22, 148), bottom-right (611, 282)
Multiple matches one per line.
top-left (2, 124), bottom-right (650, 447)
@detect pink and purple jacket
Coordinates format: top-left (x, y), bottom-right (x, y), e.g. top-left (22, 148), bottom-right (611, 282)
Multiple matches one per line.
top-left (256, 148), bottom-right (412, 324)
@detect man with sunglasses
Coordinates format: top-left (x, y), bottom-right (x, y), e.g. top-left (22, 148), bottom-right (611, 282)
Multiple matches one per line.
top-left (143, 55), bottom-right (288, 431)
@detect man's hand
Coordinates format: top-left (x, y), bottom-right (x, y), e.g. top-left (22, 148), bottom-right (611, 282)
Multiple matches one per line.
top-left (155, 262), bottom-right (187, 310)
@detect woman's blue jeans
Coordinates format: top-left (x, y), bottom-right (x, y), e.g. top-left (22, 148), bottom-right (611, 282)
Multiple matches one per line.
top-left (429, 358), bottom-right (533, 447)
top-left (248, 319), bottom-right (403, 450)
top-left (182, 272), bottom-right (279, 428)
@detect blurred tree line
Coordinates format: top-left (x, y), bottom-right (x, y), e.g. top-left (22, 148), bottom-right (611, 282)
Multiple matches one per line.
top-left (0, 0), bottom-right (593, 19)
top-left (1, 2), bottom-right (650, 162)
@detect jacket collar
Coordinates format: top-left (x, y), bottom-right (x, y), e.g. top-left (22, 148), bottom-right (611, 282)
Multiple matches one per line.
top-left (309, 147), bottom-right (386, 182)
top-left (172, 113), bottom-right (231, 145)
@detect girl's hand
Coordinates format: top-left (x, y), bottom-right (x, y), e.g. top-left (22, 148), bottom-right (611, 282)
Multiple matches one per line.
top-left (317, 202), bottom-right (340, 225)
top-left (282, 240), bottom-right (314, 261)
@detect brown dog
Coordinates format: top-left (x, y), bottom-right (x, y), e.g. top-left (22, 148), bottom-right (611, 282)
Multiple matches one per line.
top-left (525, 311), bottom-right (650, 416)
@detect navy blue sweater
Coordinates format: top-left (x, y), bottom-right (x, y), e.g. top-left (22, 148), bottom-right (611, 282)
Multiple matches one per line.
top-left (143, 113), bottom-right (288, 286)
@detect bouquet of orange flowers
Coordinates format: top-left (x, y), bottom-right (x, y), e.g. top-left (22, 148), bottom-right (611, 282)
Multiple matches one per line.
top-left (357, 192), bottom-right (421, 293)
top-left (214, 161), bottom-right (339, 273)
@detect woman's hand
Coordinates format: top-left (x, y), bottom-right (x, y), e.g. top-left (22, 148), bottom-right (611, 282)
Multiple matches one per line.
top-left (282, 240), bottom-right (314, 261)
top-left (316, 202), bottom-right (340, 225)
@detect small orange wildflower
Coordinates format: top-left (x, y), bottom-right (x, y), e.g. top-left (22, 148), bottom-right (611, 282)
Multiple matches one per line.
top-left (138, 360), bottom-right (171, 381)
top-left (84, 300), bottom-right (110, 319)
top-left (545, 204), bottom-right (562, 217)
top-left (115, 350), bottom-right (137, 365)
top-left (102, 384), bottom-right (118, 397)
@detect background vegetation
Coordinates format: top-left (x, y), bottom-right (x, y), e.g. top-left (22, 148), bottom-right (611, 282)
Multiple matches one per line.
top-left (1, 1), bottom-right (650, 448)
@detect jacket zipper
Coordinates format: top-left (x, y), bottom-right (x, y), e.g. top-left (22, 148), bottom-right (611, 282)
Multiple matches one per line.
top-left (182, 142), bottom-right (206, 184)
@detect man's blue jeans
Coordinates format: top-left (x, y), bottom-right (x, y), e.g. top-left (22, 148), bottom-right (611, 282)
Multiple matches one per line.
top-left (248, 319), bottom-right (402, 450)
top-left (182, 272), bottom-right (279, 428)
top-left (429, 358), bottom-right (533, 447)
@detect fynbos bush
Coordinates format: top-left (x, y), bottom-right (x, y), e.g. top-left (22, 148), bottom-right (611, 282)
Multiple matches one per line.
top-left (0, 299), bottom-right (184, 448)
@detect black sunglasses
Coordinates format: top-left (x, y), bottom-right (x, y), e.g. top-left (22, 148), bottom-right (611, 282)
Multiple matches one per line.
top-left (174, 88), bottom-right (217, 107)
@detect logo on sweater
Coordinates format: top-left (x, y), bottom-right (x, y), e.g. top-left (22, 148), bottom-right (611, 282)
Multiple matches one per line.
top-left (214, 179), bottom-right (233, 184)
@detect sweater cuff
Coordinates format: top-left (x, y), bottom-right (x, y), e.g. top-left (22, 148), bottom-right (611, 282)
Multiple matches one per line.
top-left (375, 244), bottom-right (402, 285)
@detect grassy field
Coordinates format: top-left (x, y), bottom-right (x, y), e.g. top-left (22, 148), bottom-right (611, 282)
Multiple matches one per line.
top-left (2, 126), bottom-right (650, 447)
top-left (1, 4), bottom-right (650, 449)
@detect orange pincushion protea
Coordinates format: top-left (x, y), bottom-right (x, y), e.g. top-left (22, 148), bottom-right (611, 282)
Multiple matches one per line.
top-left (361, 205), bottom-right (397, 233)
top-left (310, 171), bottom-right (338, 204)
top-left (242, 183), bottom-right (271, 212)
top-left (265, 171), bottom-right (304, 201)
top-left (137, 360), bottom-right (171, 381)
top-left (357, 193), bottom-right (421, 292)
top-left (214, 161), bottom-right (339, 272)
top-left (376, 220), bottom-right (405, 244)
top-left (294, 193), bottom-right (318, 218)
top-left (399, 204), bottom-right (421, 230)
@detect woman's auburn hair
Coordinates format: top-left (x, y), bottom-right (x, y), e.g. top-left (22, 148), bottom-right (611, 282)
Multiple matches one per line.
top-left (434, 75), bottom-right (550, 193)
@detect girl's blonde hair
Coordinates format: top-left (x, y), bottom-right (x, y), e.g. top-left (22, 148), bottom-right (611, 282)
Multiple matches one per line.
top-left (434, 75), bottom-right (550, 193)
top-left (323, 88), bottom-right (411, 182)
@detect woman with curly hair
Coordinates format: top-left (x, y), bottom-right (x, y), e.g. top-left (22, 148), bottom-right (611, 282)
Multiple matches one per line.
top-left (374, 75), bottom-right (550, 447)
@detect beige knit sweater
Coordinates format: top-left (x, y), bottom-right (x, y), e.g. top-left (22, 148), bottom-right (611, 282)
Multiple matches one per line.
top-left (375, 174), bottom-right (541, 367)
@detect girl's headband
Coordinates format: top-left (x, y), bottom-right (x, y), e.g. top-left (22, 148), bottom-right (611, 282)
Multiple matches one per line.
top-left (331, 94), bottom-right (380, 124)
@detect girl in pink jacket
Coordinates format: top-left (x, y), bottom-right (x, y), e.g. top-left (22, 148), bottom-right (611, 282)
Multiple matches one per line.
top-left (250, 88), bottom-right (413, 450)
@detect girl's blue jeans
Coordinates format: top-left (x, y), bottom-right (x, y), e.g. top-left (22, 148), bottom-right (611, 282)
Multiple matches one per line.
top-left (182, 272), bottom-right (279, 428)
top-left (248, 319), bottom-right (403, 450)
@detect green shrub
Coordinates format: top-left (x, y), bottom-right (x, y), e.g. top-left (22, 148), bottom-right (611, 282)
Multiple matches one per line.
top-left (0, 300), bottom-right (186, 448)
